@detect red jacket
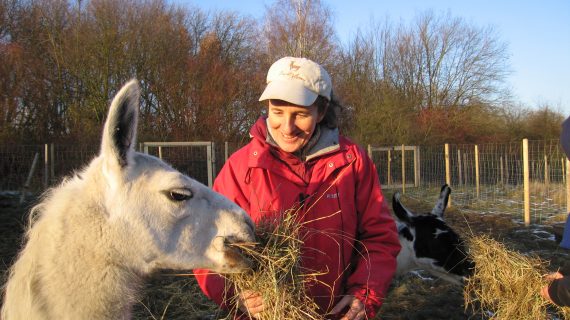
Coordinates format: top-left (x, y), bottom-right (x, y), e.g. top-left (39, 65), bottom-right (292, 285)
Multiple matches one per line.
top-left (195, 118), bottom-right (400, 317)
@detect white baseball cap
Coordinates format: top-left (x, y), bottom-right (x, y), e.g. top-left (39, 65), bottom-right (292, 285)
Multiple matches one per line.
top-left (258, 57), bottom-right (332, 106)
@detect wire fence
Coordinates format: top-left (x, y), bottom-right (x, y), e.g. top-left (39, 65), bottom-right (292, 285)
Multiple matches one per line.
top-left (1, 139), bottom-right (567, 223)
top-left (0, 142), bottom-right (243, 195)
top-left (369, 140), bottom-right (568, 224)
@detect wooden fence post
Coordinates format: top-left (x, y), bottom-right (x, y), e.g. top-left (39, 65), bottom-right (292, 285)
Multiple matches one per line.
top-left (414, 146), bottom-right (419, 187)
top-left (50, 143), bottom-right (55, 184)
top-left (563, 157), bottom-right (566, 185)
top-left (225, 142), bottom-right (229, 162)
top-left (401, 145), bottom-right (405, 194)
top-left (463, 153), bottom-right (468, 186)
top-left (500, 156), bottom-right (504, 186)
top-left (544, 155), bottom-right (549, 188)
top-left (523, 139), bottom-right (530, 226)
top-left (566, 158), bottom-right (570, 214)
top-left (445, 144), bottom-right (451, 206)
top-left (475, 145), bottom-right (480, 199)
top-left (388, 149), bottom-right (392, 186)
top-left (20, 153), bottom-right (39, 205)
top-left (457, 149), bottom-right (463, 186)
top-left (445, 144), bottom-right (451, 185)
top-left (44, 144), bottom-right (49, 188)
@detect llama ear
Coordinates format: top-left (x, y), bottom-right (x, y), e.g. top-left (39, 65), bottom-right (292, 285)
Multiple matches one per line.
top-left (100, 79), bottom-right (140, 173)
top-left (431, 184), bottom-right (451, 218)
top-left (392, 192), bottom-right (414, 225)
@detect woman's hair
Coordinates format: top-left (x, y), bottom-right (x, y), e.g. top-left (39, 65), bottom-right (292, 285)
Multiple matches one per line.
top-left (315, 93), bottom-right (342, 129)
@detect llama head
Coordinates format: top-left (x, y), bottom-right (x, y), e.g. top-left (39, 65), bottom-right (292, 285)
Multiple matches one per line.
top-left (98, 79), bottom-right (255, 274)
top-left (392, 185), bottom-right (473, 285)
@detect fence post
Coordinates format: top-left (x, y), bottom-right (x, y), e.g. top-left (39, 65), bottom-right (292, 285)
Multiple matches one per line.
top-left (566, 158), bottom-right (570, 214)
top-left (401, 145), bottom-right (405, 194)
top-left (367, 144), bottom-right (372, 158)
top-left (523, 139), bottom-right (530, 226)
top-left (211, 142), bottom-right (217, 179)
top-left (158, 146), bottom-right (162, 159)
top-left (20, 153), bottom-right (39, 205)
top-left (560, 157), bottom-right (567, 184)
top-left (463, 153), bottom-right (468, 186)
top-left (225, 142), bottom-right (229, 162)
top-left (388, 149), bottom-right (392, 187)
top-left (206, 143), bottom-right (213, 187)
top-left (44, 144), bottom-right (49, 188)
top-left (445, 143), bottom-right (451, 185)
top-left (500, 156), bottom-right (504, 186)
top-left (457, 149), bottom-right (463, 186)
top-left (544, 155), bottom-right (549, 188)
top-left (49, 143), bottom-right (55, 184)
top-left (414, 146), bottom-right (419, 187)
top-left (475, 145), bottom-right (480, 199)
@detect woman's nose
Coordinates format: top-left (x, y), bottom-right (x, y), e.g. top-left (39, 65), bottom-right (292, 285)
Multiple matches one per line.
top-left (282, 116), bottom-right (296, 134)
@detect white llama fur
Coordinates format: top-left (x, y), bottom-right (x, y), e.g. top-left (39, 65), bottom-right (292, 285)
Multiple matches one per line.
top-left (1, 80), bottom-right (254, 319)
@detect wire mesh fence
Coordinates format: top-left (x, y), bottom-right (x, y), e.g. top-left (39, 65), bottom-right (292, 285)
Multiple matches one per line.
top-left (369, 140), bottom-right (568, 223)
top-left (1, 139), bottom-right (567, 223)
top-left (0, 141), bottom-right (245, 194)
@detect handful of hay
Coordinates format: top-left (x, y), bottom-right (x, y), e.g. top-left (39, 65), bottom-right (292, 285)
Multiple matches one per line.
top-left (226, 209), bottom-right (325, 320)
top-left (464, 234), bottom-right (570, 319)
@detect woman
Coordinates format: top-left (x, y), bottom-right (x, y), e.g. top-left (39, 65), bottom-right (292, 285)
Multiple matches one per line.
top-left (540, 115), bottom-right (570, 307)
top-left (194, 57), bottom-right (400, 320)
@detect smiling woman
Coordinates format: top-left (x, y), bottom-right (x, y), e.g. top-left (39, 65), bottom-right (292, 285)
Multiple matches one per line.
top-left (193, 57), bottom-right (401, 320)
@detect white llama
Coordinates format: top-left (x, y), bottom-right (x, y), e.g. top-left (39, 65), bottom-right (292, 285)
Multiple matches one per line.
top-left (1, 80), bottom-right (255, 319)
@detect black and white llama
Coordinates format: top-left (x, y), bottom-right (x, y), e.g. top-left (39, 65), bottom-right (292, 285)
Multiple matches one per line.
top-left (393, 185), bottom-right (473, 285)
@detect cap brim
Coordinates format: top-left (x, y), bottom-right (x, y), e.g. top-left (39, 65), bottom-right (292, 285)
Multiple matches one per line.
top-left (258, 79), bottom-right (318, 107)
top-left (561, 116), bottom-right (570, 158)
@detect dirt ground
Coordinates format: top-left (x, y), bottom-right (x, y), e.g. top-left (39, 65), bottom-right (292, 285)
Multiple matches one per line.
top-left (1, 192), bottom-right (568, 319)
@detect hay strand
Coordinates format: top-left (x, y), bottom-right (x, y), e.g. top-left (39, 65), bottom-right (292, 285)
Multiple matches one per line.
top-left (225, 208), bottom-right (325, 320)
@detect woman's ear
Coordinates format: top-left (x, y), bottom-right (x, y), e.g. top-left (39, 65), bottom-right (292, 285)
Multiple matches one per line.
top-left (317, 102), bottom-right (329, 123)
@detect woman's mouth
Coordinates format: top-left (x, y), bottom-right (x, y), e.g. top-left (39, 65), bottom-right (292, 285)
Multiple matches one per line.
top-left (280, 133), bottom-right (298, 142)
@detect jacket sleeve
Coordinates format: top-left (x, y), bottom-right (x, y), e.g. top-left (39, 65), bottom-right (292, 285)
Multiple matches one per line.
top-left (548, 277), bottom-right (570, 306)
top-left (194, 154), bottom-right (250, 308)
top-left (548, 261), bottom-right (570, 307)
top-left (345, 147), bottom-right (401, 317)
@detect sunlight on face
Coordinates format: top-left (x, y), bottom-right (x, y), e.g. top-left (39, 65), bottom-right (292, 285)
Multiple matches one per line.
top-left (267, 99), bottom-right (324, 153)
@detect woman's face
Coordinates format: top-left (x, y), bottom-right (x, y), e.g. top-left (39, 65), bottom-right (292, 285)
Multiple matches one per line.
top-left (267, 99), bottom-right (325, 153)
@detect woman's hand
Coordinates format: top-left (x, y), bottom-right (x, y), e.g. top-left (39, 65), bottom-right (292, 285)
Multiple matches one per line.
top-left (328, 295), bottom-right (365, 320)
top-left (541, 272), bottom-right (564, 303)
top-left (237, 290), bottom-right (265, 319)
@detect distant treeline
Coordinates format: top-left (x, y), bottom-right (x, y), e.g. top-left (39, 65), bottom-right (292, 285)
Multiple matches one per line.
top-left (0, 0), bottom-right (564, 145)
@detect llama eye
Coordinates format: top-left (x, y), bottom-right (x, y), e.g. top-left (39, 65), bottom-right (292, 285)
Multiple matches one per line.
top-left (166, 189), bottom-right (193, 202)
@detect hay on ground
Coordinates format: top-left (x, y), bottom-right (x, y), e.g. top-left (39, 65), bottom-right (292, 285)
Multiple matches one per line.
top-left (464, 234), bottom-right (570, 319)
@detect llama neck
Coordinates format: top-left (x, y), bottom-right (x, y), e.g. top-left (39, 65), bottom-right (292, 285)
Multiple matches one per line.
top-left (5, 203), bottom-right (147, 319)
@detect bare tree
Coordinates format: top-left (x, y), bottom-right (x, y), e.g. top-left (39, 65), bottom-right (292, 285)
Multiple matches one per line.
top-left (262, 0), bottom-right (338, 65)
top-left (384, 11), bottom-right (511, 109)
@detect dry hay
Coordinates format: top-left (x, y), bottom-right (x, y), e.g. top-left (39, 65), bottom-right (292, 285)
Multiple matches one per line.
top-left (464, 234), bottom-right (570, 319)
top-left (225, 208), bottom-right (326, 320)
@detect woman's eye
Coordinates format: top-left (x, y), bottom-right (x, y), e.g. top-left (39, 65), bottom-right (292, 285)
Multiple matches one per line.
top-left (167, 189), bottom-right (193, 202)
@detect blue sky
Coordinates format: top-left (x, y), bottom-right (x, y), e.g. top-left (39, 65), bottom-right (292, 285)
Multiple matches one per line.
top-left (172, 0), bottom-right (570, 115)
